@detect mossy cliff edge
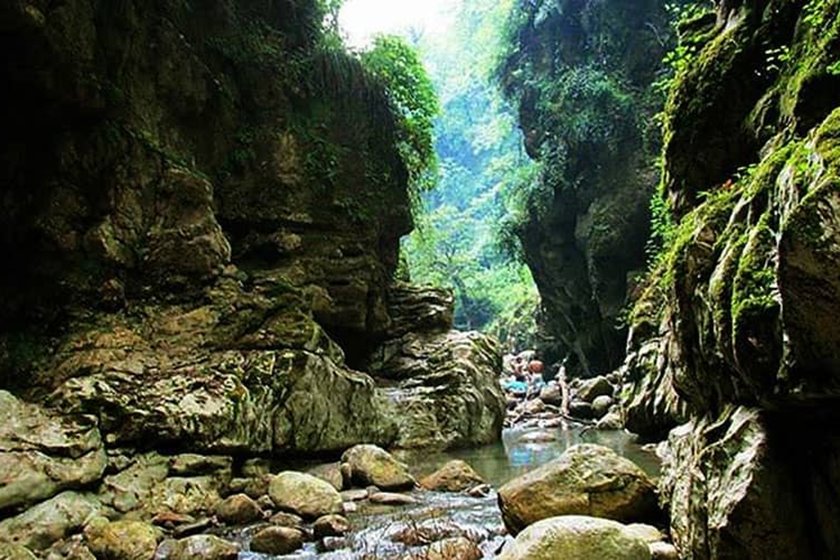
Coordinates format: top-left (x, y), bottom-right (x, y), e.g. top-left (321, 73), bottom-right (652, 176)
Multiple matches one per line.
top-left (622, 0), bottom-right (840, 557)
top-left (498, 0), bottom-right (674, 376)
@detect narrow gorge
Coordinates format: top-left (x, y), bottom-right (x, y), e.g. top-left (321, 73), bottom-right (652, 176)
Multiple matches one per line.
top-left (1, 0), bottom-right (839, 559)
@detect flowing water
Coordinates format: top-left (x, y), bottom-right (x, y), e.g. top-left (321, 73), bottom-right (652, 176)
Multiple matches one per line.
top-left (236, 424), bottom-right (660, 559)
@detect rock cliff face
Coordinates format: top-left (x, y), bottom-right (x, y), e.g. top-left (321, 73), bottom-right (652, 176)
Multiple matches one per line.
top-left (499, 0), bottom-right (673, 376)
top-left (622, 0), bottom-right (840, 557)
top-left (0, 0), bottom-right (410, 381)
top-left (0, 2), bottom-right (503, 458)
top-left (0, 1), bottom-right (506, 549)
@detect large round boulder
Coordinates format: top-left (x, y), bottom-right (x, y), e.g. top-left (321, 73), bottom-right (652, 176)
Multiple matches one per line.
top-left (498, 515), bottom-right (651, 560)
top-left (340, 445), bottom-right (415, 491)
top-left (268, 472), bottom-right (343, 519)
top-left (497, 444), bottom-right (659, 534)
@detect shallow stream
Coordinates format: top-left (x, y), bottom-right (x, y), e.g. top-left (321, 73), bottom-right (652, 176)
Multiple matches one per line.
top-left (237, 425), bottom-right (660, 559)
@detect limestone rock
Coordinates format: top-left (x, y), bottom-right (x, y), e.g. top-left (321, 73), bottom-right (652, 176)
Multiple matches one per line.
top-left (215, 494), bottom-right (262, 525)
top-left (498, 516), bottom-right (651, 560)
top-left (307, 463), bottom-right (344, 491)
top-left (420, 460), bottom-right (485, 493)
top-left (369, 330), bottom-right (506, 449)
top-left (0, 492), bottom-right (100, 551)
top-left (168, 455), bottom-right (232, 477)
top-left (538, 384), bottom-right (563, 407)
top-left (498, 444), bottom-right (659, 534)
top-left (268, 472), bottom-right (343, 519)
top-left (313, 514), bottom-right (350, 538)
top-left (596, 410), bottom-right (624, 431)
top-left (227, 477), bottom-right (269, 500)
top-left (0, 544), bottom-right (38, 560)
top-left (83, 518), bottom-right (158, 560)
top-left (45, 537), bottom-right (97, 560)
top-left (156, 536), bottom-right (238, 560)
top-left (0, 391), bottom-right (106, 512)
top-left (576, 377), bottom-right (613, 403)
top-left (249, 526), bottom-right (304, 556)
top-left (383, 283), bottom-right (454, 338)
top-left (649, 542), bottom-right (680, 560)
top-left (341, 445), bottom-right (414, 491)
top-left (660, 408), bottom-right (811, 560)
top-left (591, 395), bottom-right (614, 418)
top-left (97, 453), bottom-right (226, 519)
top-left (45, 283), bottom-right (397, 456)
top-left (269, 512), bottom-right (304, 529)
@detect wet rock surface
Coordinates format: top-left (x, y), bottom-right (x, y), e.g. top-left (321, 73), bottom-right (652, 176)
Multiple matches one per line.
top-left (497, 444), bottom-right (660, 535)
top-left (612, 0), bottom-right (840, 557)
top-left (498, 516), bottom-right (652, 560)
top-left (340, 445), bottom-right (415, 491)
top-left (420, 460), bottom-right (486, 493)
top-left (268, 472), bottom-right (343, 519)
top-left (0, 392), bottom-right (106, 513)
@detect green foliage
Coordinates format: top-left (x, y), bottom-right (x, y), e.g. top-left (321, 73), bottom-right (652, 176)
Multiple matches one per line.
top-left (652, 2), bottom-right (716, 95)
top-left (542, 66), bottom-right (637, 157)
top-left (398, 0), bottom-right (540, 344)
top-left (361, 35), bottom-right (441, 194)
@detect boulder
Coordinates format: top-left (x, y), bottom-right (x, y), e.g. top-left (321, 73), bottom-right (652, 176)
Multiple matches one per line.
top-left (498, 516), bottom-right (651, 560)
top-left (498, 444), bottom-right (659, 534)
top-left (391, 520), bottom-right (487, 547)
top-left (227, 477), bottom-right (269, 500)
top-left (156, 536), bottom-right (238, 560)
top-left (268, 472), bottom-right (343, 519)
top-left (269, 512), bottom-right (304, 529)
top-left (576, 377), bottom-right (613, 403)
top-left (44, 536), bottom-right (97, 560)
top-left (215, 494), bottom-right (262, 525)
top-left (568, 400), bottom-right (593, 419)
top-left (46, 285), bottom-right (398, 456)
top-left (538, 384), bottom-right (563, 407)
top-left (420, 460), bottom-right (485, 493)
top-left (307, 463), bottom-right (344, 491)
top-left (249, 526), bottom-right (304, 556)
top-left (0, 492), bottom-right (100, 551)
top-left (340, 445), bottom-right (414, 491)
top-left (313, 514), bottom-right (350, 538)
top-left (592, 395), bottom-right (614, 418)
top-left (0, 392), bottom-right (106, 512)
top-left (83, 518), bottom-right (158, 560)
top-left (368, 492), bottom-right (417, 506)
top-left (367, 330), bottom-right (505, 449)
top-left (596, 411), bottom-right (624, 431)
top-left (97, 453), bottom-right (227, 519)
top-left (0, 544), bottom-right (37, 560)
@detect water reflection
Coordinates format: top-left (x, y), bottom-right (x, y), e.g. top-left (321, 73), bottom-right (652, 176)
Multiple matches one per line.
top-left (402, 424), bottom-right (659, 487)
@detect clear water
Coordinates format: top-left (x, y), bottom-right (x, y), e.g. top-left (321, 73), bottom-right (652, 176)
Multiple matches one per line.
top-left (237, 424), bottom-right (659, 559)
